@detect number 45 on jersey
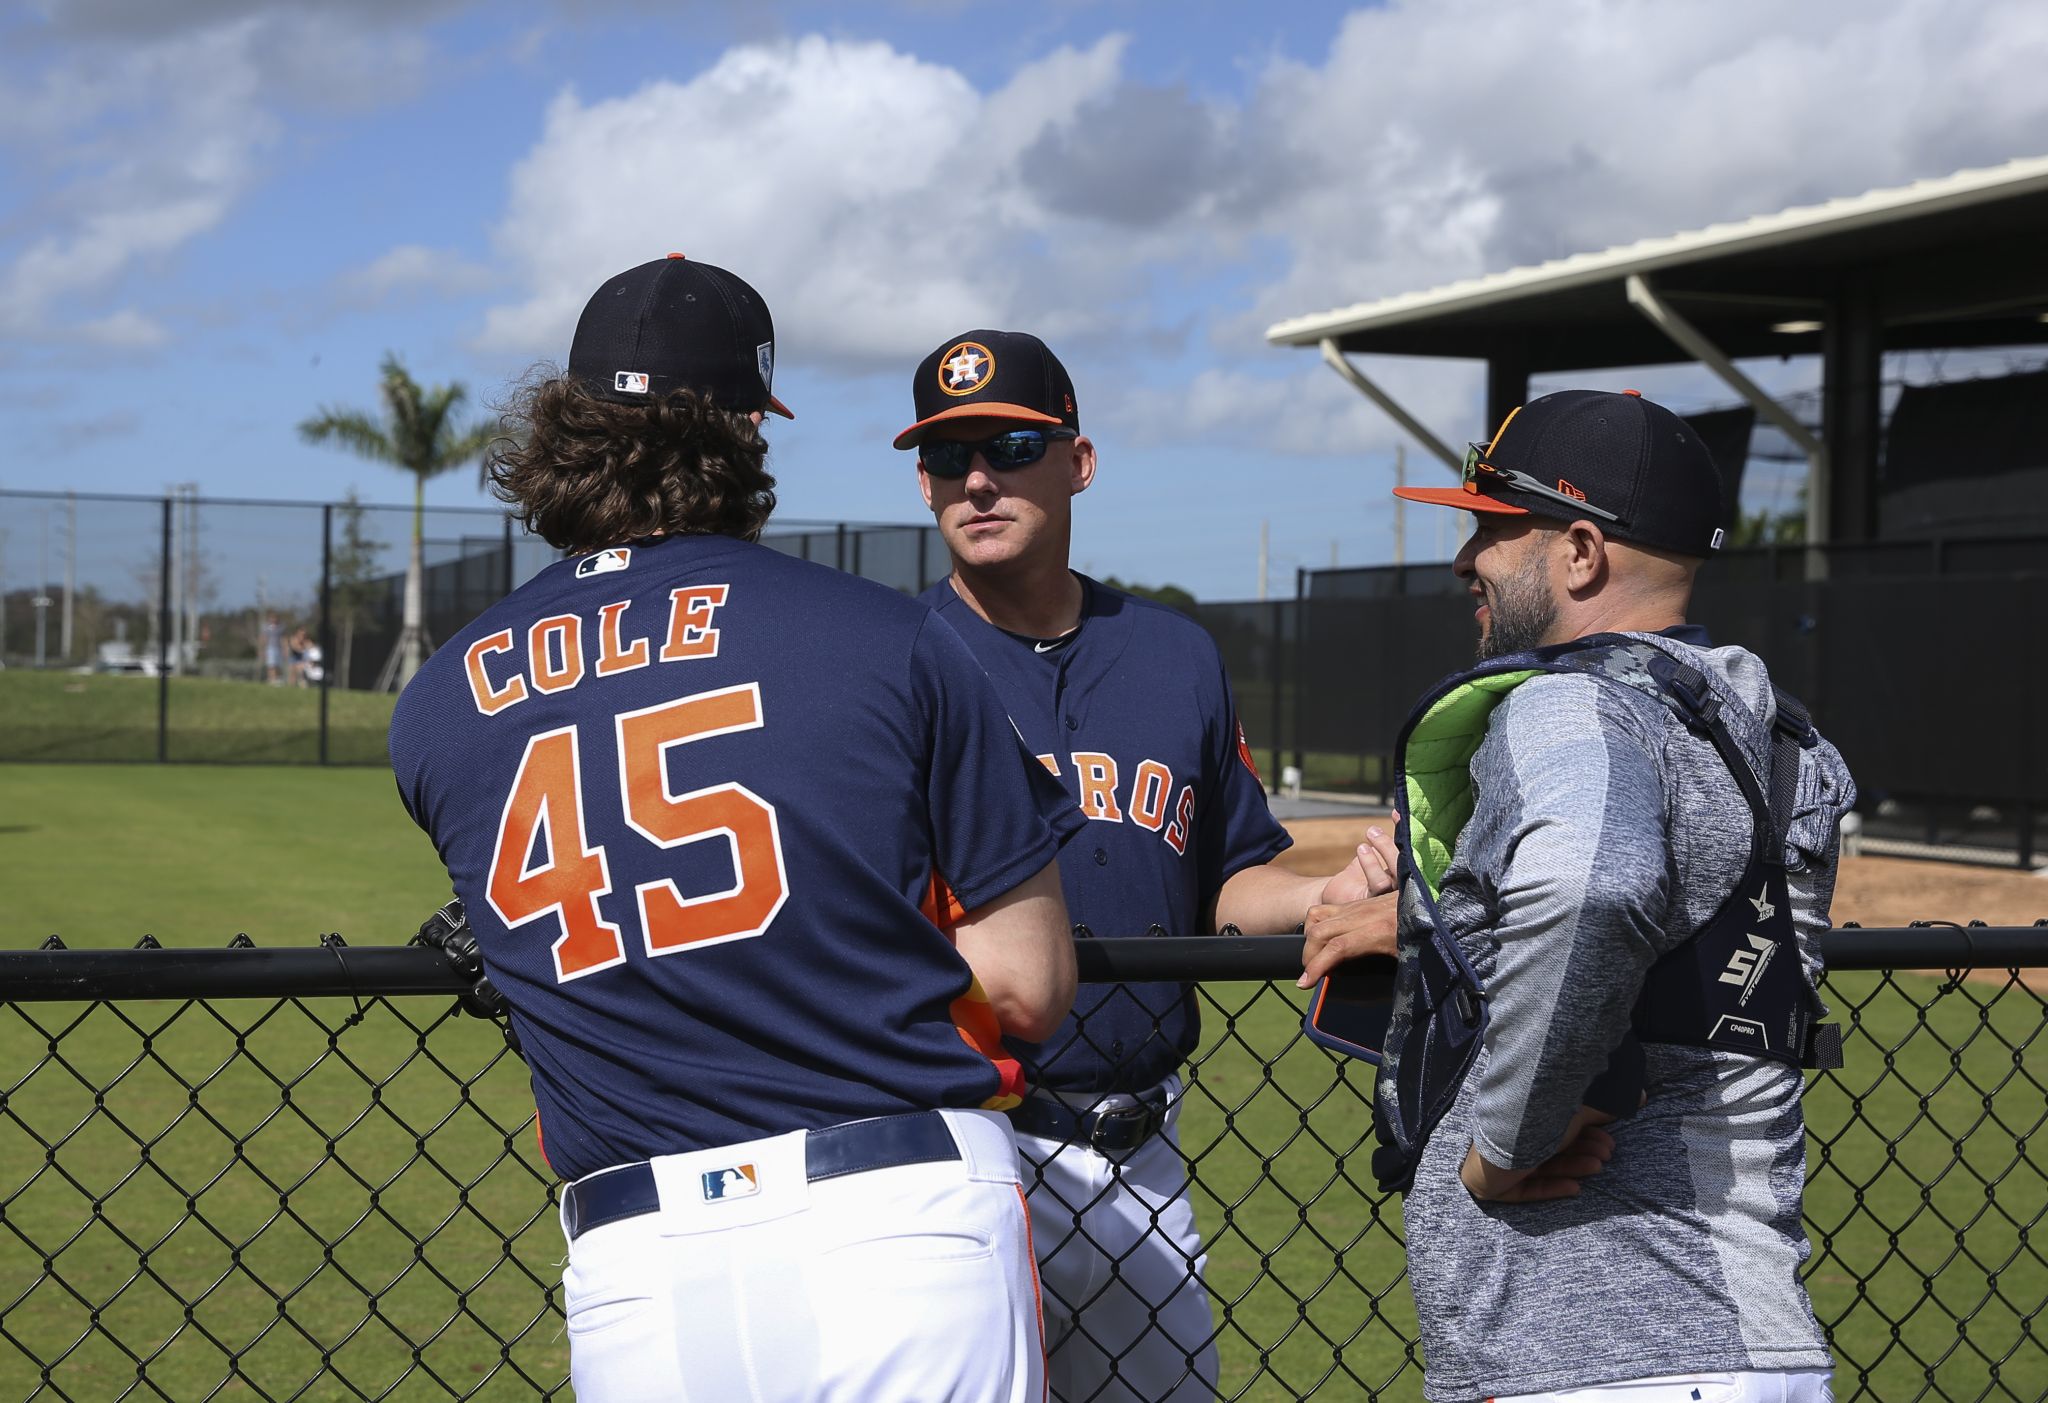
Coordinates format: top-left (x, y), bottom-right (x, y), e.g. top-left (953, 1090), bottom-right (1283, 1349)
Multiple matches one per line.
top-left (487, 682), bottom-right (790, 982)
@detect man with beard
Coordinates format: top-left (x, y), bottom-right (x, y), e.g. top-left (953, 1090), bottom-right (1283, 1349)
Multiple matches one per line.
top-left (1303, 389), bottom-right (1855, 1403)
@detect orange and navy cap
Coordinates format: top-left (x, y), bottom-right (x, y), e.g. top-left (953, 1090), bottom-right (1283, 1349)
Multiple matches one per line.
top-left (1394, 389), bottom-right (1727, 555)
top-left (893, 329), bottom-right (1079, 449)
top-left (568, 254), bottom-right (793, 419)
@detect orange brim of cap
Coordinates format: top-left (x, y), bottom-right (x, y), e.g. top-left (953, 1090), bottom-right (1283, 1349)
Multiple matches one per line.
top-left (768, 395), bottom-right (794, 420)
top-left (1392, 485), bottom-right (1530, 515)
top-left (892, 402), bottom-right (1063, 450)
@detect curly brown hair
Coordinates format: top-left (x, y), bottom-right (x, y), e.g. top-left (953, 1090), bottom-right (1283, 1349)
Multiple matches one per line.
top-left (487, 371), bottom-right (777, 553)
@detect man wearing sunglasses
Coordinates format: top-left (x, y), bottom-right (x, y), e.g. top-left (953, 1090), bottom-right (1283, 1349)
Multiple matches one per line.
top-left (1302, 389), bottom-right (1854, 1403)
top-left (895, 329), bottom-right (1397, 1403)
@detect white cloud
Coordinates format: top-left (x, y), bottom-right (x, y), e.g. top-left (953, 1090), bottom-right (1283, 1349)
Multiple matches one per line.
top-left (478, 34), bottom-right (1132, 368)
top-left (1229, 0), bottom-right (2048, 337)
top-left (75, 308), bottom-right (169, 348)
top-left (479, 3), bottom-right (2048, 462)
top-left (343, 244), bottom-right (499, 302)
top-left (0, 6), bottom-right (439, 345)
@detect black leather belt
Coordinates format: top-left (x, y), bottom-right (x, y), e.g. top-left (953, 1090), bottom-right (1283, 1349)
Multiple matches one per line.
top-left (1007, 1089), bottom-right (1169, 1153)
top-left (562, 1110), bottom-right (960, 1241)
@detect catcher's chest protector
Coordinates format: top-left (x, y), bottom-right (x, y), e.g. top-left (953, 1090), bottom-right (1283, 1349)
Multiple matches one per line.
top-left (1370, 634), bottom-right (1843, 1194)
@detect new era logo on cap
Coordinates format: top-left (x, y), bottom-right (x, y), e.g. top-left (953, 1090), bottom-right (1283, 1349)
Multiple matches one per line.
top-left (894, 329), bottom-right (1079, 449)
top-left (568, 254), bottom-right (793, 419)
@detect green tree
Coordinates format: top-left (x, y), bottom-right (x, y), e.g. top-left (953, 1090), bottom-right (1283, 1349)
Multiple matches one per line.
top-left (324, 490), bottom-right (385, 690)
top-left (299, 354), bottom-right (496, 688)
top-left (1727, 483), bottom-right (1808, 548)
top-left (1100, 575), bottom-right (1198, 613)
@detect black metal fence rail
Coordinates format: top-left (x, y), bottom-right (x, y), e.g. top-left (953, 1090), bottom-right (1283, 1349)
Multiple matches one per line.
top-left (5, 926), bottom-right (2044, 998)
top-left (3, 930), bottom-right (2045, 1402)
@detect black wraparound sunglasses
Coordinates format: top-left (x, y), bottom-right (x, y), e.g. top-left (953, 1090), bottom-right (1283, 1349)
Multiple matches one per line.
top-left (919, 429), bottom-right (1078, 480)
top-left (1461, 442), bottom-right (1621, 524)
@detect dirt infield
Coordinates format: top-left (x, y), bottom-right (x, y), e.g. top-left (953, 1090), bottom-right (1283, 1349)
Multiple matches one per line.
top-left (1275, 815), bottom-right (2048, 928)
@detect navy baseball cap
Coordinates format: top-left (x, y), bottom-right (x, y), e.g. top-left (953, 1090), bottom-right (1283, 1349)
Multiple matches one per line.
top-left (1395, 389), bottom-right (1726, 555)
top-left (893, 330), bottom-right (1078, 449)
top-left (567, 254), bottom-right (792, 418)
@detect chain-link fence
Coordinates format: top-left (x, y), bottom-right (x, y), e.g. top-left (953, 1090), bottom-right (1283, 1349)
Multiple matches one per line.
top-left (3, 929), bottom-right (2042, 1401)
top-left (0, 490), bottom-right (941, 767)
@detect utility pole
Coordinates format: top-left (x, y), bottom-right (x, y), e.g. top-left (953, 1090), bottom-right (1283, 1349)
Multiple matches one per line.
top-left (33, 509), bottom-right (49, 668)
top-left (61, 492), bottom-right (75, 663)
top-left (1393, 442), bottom-right (1406, 567)
top-left (1256, 519), bottom-right (1270, 602)
top-left (167, 487), bottom-right (183, 673)
top-left (183, 486), bottom-right (200, 669)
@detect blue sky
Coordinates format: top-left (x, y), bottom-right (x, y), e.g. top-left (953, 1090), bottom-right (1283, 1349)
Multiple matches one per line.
top-left (5, 0), bottom-right (2047, 599)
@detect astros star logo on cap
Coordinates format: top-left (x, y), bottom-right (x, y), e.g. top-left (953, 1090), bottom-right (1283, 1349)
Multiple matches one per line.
top-left (939, 341), bottom-right (994, 396)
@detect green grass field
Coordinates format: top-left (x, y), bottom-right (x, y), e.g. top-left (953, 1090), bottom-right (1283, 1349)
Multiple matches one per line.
top-left (1, 765), bottom-right (2043, 1400)
top-left (0, 671), bottom-right (398, 767)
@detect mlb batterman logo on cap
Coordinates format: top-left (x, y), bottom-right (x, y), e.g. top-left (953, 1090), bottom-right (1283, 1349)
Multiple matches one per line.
top-left (1394, 388), bottom-right (1728, 556)
top-left (567, 253), bottom-right (793, 419)
top-left (893, 329), bottom-right (1079, 449)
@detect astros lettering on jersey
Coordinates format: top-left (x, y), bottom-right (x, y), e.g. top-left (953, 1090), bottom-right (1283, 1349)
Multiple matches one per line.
top-left (920, 573), bottom-right (1289, 1095)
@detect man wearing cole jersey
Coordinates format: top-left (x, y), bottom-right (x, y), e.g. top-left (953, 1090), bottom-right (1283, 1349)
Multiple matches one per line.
top-left (390, 258), bottom-right (1082, 1402)
top-left (895, 329), bottom-right (1398, 1402)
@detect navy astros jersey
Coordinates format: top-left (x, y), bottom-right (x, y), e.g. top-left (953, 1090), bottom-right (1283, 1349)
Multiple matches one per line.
top-left (921, 574), bottom-right (1290, 1094)
top-left (390, 534), bottom-right (1081, 1180)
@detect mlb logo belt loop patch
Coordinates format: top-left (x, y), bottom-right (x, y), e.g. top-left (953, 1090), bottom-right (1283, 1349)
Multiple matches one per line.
top-left (561, 1110), bottom-right (963, 1240)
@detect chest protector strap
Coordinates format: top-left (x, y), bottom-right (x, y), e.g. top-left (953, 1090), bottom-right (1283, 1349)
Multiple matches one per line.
top-left (1369, 635), bottom-right (1841, 1194)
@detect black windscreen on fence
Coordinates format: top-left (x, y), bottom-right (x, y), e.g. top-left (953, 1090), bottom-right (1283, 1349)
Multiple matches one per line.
top-left (1, 931), bottom-right (2042, 1401)
top-left (1197, 538), bottom-right (2048, 833)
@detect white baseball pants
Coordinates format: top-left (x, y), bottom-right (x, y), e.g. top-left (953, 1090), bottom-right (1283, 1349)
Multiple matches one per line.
top-left (559, 1108), bottom-right (1044, 1402)
top-left (1019, 1075), bottom-right (1219, 1402)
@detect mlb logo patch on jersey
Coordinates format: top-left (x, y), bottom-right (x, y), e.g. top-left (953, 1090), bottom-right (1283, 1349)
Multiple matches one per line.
top-left (701, 1164), bottom-right (759, 1201)
top-left (576, 548), bottom-right (632, 579)
top-left (614, 371), bottom-right (650, 394)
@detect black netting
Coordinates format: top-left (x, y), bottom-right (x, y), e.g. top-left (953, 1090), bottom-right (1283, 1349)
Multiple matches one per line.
top-left (4, 947), bottom-right (2043, 1401)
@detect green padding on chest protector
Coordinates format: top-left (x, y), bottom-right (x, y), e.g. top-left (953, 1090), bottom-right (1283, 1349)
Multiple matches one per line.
top-left (1403, 669), bottom-right (1541, 897)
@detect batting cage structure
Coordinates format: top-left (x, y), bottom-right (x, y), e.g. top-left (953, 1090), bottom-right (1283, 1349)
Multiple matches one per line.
top-left (1, 926), bottom-right (2042, 1401)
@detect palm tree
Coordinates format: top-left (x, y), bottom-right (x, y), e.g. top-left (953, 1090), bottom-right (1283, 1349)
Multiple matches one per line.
top-left (300, 354), bottom-right (497, 690)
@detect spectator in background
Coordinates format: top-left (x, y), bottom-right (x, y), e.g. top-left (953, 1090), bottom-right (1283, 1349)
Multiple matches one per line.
top-left (261, 612), bottom-right (283, 684)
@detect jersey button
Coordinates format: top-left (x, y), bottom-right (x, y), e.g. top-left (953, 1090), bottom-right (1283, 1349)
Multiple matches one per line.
top-left (1065, 716), bottom-right (1078, 730)
top-left (1093, 848), bottom-right (1108, 866)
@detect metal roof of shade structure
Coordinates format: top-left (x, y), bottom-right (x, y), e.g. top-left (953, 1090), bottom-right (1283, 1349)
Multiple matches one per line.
top-left (1266, 155), bottom-right (2048, 545)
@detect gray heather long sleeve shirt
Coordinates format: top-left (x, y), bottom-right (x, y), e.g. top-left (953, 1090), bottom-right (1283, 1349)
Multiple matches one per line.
top-left (1402, 632), bottom-right (1855, 1402)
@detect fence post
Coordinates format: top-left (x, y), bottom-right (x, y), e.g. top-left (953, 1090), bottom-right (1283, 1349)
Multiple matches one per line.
top-left (157, 497), bottom-right (172, 763)
top-left (1290, 567), bottom-right (1306, 783)
top-left (501, 514), bottom-right (514, 597)
top-left (319, 504), bottom-right (333, 767)
top-left (1268, 598), bottom-right (1285, 786)
top-left (835, 523), bottom-right (848, 573)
